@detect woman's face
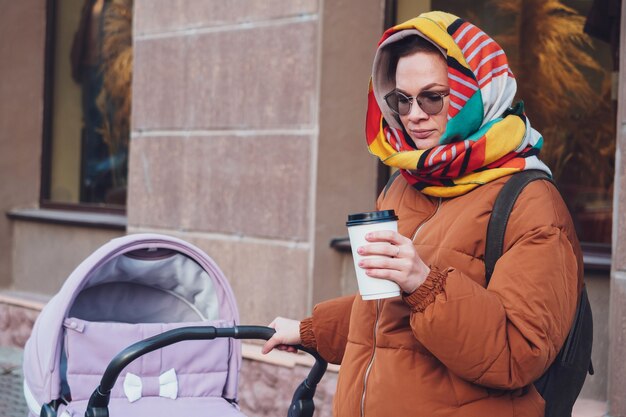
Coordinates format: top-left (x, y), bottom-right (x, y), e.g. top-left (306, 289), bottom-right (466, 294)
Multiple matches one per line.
top-left (395, 51), bottom-right (449, 150)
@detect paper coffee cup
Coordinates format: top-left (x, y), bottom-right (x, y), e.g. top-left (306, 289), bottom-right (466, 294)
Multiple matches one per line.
top-left (347, 210), bottom-right (401, 300)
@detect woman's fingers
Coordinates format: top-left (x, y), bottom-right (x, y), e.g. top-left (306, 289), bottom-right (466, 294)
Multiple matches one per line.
top-left (359, 255), bottom-right (407, 271)
top-left (262, 337), bottom-right (281, 354)
top-left (358, 242), bottom-right (402, 257)
top-left (364, 230), bottom-right (410, 245)
top-left (364, 267), bottom-right (403, 281)
top-left (356, 231), bottom-right (429, 293)
top-left (262, 317), bottom-right (301, 355)
top-left (276, 344), bottom-right (298, 353)
top-left (262, 338), bottom-right (298, 354)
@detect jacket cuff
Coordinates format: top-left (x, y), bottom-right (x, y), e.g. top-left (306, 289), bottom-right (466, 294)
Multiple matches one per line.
top-left (402, 266), bottom-right (448, 313)
top-left (299, 317), bottom-right (317, 349)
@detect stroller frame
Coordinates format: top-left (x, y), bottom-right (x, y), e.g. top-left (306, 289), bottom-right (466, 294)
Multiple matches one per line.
top-left (23, 234), bottom-right (328, 417)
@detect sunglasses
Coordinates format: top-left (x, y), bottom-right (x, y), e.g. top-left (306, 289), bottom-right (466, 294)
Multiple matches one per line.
top-left (384, 90), bottom-right (450, 116)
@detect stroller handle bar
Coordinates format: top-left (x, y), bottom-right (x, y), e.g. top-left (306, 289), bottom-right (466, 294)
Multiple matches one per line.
top-left (83, 325), bottom-right (328, 417)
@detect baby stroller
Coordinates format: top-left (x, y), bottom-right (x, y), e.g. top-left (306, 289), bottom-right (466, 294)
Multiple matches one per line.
top-left (22, 233), bottom-right (327, 417)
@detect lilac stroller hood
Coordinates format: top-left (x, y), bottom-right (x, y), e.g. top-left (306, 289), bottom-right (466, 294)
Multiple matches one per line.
top-left (22, 233), bottom-right (243, 417)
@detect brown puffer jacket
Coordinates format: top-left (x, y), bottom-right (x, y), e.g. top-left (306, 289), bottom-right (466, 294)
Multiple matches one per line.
top-left (299, 174), bottom-right (583, 417)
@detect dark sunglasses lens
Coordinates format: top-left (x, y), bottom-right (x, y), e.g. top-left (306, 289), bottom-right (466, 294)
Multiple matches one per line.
top-left (385, 93), bottom-right (400, 114)
top-left (396, 95), bottom-right (412, 115)
top-left (418, 93), bottom-right (444, 115)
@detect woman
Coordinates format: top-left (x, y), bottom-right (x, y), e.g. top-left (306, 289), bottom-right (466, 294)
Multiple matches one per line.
top-left (263, 11), bottom-right (583, 417)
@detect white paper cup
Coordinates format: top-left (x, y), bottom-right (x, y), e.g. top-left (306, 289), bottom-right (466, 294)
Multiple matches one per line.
top-left (347, 210), bottom-right (401, 300)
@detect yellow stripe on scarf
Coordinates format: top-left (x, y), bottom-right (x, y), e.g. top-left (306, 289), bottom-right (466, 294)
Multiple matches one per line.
top-left (483, 116), bottom-right (527, 165)
top-left (367, 120), bottom-right (399, 161)
top-left (393, 12), bottom-right (470, 72)
top-left (422, 167), bottom-right (520, 197)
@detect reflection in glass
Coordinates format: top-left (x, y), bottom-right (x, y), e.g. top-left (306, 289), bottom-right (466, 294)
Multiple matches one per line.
top-left (49, 0), bottom-right (132, 207)
top-left (423, 0), bottom-right (618, 244)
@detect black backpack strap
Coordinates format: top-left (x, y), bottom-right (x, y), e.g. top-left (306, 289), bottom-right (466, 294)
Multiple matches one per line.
top-left (382, 169), bottom-right (402, 199)
top-left (485, 170), bottom-right (593, 412)
top-left (485, 170), bottom-right (555, 285)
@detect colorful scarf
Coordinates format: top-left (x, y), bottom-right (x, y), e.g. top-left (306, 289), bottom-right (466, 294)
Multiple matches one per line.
top-left (366, 11), bottom-right (551, 197)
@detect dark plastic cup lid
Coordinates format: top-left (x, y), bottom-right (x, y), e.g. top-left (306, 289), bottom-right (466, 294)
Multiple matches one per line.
top-left (346, 210), bottom-right (398, 227)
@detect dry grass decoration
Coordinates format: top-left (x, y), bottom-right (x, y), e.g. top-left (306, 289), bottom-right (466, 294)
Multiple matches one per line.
top-left (493, 0), bottom-right (615, 190)
top-left (97, 0), bottom-right (133, 190)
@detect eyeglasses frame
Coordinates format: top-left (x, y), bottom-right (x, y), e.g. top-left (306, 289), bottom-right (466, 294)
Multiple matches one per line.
top-left (383, 90), bottom-right (450, 116)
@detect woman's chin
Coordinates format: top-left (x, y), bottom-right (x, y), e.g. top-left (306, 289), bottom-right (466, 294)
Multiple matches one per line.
top-left (411, 136), bottom-right (440, 150)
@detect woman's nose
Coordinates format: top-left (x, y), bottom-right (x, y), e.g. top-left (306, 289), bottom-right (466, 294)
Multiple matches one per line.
top-left (407, 98), bottom-right (429, 122)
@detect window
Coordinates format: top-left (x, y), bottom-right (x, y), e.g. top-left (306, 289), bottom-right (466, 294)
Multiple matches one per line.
top-left (42, 0), bottom-right (132, 211)
top-left (388, 0), bottom-right (618, 253)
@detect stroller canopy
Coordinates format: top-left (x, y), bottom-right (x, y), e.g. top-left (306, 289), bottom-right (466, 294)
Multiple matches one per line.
top-left (23, 233), bottom-right (241, 416)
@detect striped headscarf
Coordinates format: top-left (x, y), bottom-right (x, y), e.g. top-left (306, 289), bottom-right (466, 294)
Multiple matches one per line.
top-left (366, 11), bottom-right (551, 197)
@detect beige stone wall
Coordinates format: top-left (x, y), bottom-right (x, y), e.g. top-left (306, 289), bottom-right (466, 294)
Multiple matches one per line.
top-left (312, 0), bottom-right (384, 303)
top-left (614, 0), bottom-right (626, 405)
top-left (239, 359), bottom-right (337, 417)
top-left (579, 273), bottom-right (610, 401)
top-left (0, 303), bottom-right (40, 348)
top-left (608, 0), bottom-right (626, 413)
top-left (129, 0), bottom-right (384, 324)
top-left (0, 0), bottom-right (46, 287)
top-left (10, 221), bottom-right (125, 294)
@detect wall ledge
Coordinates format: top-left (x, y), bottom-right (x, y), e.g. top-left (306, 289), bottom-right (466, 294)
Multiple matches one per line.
top-left (242, 342), bottom-right (339, 373)
top-left (0, 291), bottom-right (339, 372)
top-left (331, 237), bottom-right (612, 273)
top-left (0, 291), bottom-right (48, 311)
top-left (6, 207), bottom-right (126, 230)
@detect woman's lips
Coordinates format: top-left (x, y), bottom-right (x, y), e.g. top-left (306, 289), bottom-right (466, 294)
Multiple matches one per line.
top-left (410, 129), bottom-right (435, 139)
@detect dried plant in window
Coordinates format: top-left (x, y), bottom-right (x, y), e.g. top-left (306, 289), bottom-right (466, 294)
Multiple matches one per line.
top-left (97, 0), bottom-right (133, 195)
top-left (493, 0), bottom-right (615, 190)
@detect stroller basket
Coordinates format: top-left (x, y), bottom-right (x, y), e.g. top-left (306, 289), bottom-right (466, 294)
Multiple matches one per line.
top-left (75, 325), bottom-right (327, 417)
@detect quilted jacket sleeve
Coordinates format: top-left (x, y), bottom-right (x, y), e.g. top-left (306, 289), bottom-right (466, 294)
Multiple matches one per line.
top-left (299, 295), bottom-right (356, 365)
top-left (404, 181), bottom-right (582, 389)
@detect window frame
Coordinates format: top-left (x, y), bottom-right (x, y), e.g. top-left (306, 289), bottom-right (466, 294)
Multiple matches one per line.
top-left (377, 0), bottom-right (613, 272)
top-left (40, 0), bottom-right (126, 215)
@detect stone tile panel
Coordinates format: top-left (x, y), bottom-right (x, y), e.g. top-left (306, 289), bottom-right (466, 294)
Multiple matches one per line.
top-left (608, 273), bottom-right (626, 415)
top-left (127, 136), bottom-right (185, 229)
top-left (183, 134), bottom-right (310, 240)
top-left (239, 358), bottom-right (336, 417)
top-left (0, 0), bottom-right (45, 287)
top-left (12, 222), bottom-right (123, 295)
top-left (128, 134), bottom-right (311, 240)
top-left (0, 304), bottom-right (39, 348)
top-left (132, 37), bottom-right (188, 130)
top-left (133, 21), bottom-right (318, 130)
top-left (134, 0), bottom-right (318, 35)
top-left (579, 273), bottom-right (609, 401)
top-left (187, 235), bottom-right (310, 325)
top-left (613, 153), bottom-right (626, 271)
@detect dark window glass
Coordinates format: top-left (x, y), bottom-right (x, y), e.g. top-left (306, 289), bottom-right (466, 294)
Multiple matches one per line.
top-left (43, 0), bottom-right (132, 210)
top-left (393, 0), bottom-right (617, 246)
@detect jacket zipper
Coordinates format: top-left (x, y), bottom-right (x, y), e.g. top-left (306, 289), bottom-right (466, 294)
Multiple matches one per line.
top-left (411, 198), bottom-right (442, 242)
top-left (360, 300), bottom-right (381, 417)
top-left (359, 198), bottom-right (441, 416)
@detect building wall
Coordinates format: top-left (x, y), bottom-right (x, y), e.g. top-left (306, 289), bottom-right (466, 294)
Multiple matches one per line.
top-left (10, 221), bottom-right (124, 294)
top-left (608, 0), bottom-right (626, 413)
top-left (580, 272), bottom-right (611, 402)
top-left (0, 0), bottom-right (46, 287)
top-left (312, 0), bottom-right (383, 303)
top-left (129, 0), bottom-right (383, 324)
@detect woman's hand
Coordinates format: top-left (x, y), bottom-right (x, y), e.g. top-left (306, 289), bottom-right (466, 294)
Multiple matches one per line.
top-left (358, 230), bottom-right (430, 294)
top-left (261, 317), bottom-right (301, 354)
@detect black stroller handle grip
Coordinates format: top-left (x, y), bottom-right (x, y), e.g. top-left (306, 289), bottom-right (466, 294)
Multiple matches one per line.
top-left (84, 325), bottom-right (328, 417)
